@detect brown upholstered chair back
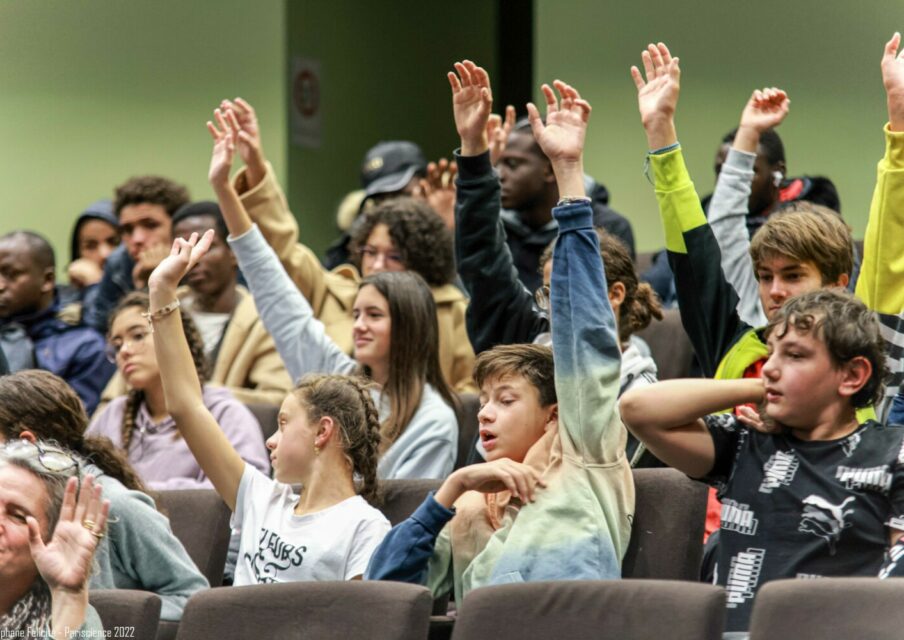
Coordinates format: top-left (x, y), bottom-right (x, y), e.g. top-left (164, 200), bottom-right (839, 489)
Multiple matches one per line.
top-left (622, 468), bottom-right (708, 580)
top-left (156, 489), bottom-right (232, 586)
top-left (749, 578), bottom-right (904, 640)
top-left (454, 393), bottom-right (480, 470)
top-left (175, 582), bottom-right (432, 640)
top-left (245, 401), bottom-right (280, 441)
top-left (89, 589), bottom-right (161, 640)
top-left (379, 478), bottom-right (444, 526)
top-left (635, 307), bottom-right (694, 380)
top-left (451, 580), bottom-right (725, 640)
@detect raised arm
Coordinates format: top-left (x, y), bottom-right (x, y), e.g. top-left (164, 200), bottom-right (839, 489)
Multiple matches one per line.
top-left (708, 88), bottom-right (790, 328)
top-left (30, 476), bottom-right (110, 638)
top-left (632, 43), bottom-right (756, 376)
top-left (147, 231), bottom-right (245, 511)
top-left (528, 80), bottom-right (621, 461)
top-left (450, 60), bottom-right (549, 352)
top-left (619, 377), bottom-right (763, 477)
top-left (207, 112), bottom-right (356, 381)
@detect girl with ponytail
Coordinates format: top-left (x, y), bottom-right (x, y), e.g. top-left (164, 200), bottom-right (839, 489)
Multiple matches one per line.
top-left (146, 231), bottom-right (390, 584)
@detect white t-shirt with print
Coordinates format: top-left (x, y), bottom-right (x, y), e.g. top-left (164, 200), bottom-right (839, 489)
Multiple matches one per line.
top-left (232, 465), bottom-right (390, 585)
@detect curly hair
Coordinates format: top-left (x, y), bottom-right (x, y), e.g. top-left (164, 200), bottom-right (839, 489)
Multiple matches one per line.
top-left (349, 197), bottom-right (455, 286)
top-left (0, 370), bottom-right (150, 495)
top-left (113, 175), bottom-right (190, 218)
top-left (108, 292), bottom-right (208, 450)
top-left (764, 289), bottom-right (887, 409)
top-left (292, 374), bottom-right (382, 506)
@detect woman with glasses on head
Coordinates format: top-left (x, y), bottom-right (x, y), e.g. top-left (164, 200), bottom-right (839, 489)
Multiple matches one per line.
top-left (0, 370), bottom-right (208, 621)
top-left (0, 440), bottom-right (109, 638)
top-left (86, 291), bottom-right (269, 490)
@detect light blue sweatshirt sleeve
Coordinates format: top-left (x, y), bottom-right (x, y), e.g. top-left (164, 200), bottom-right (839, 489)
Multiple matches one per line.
top-left (550, 201), bottom-right (622, 463)
top-left (228, 224), bottom-right (356, 382)
top-left (708, 147), bottom-right (768, 327)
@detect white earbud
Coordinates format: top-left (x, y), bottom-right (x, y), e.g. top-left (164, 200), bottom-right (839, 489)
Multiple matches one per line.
top-left (772, 171), bottom-right (783, 187)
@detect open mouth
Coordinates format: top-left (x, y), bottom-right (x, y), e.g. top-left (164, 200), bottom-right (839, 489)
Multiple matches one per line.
top-left (479, 429), bottom-right (498, 451)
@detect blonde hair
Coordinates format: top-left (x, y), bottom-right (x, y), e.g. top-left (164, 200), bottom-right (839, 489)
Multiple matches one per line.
top-left (749, 205), bottom-right (853, 284)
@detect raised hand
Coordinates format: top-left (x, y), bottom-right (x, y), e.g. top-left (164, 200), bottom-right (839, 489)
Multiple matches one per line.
top-left (29, 475), bottom-right (110, 593)
top-left (740, 88), bottom-right (790, 132)
top-left (449, 60), bottom-right (493, 156)
top-left (148, 230), bottom-right (215, 294)
top-left (882, 32), bottom-right (904, 131)
top-left (630, 42), bottom-right (680, 149)
top-left (487, 104), bottom-right (516, 165)
top-left (526, 80), bottom-right (591, 165)
top-left (220, 97), bottom-right (266, 187)
top-left (207, 108), bottom-right (239, 190)
top-left (414, 158), bottom-right (457, 229)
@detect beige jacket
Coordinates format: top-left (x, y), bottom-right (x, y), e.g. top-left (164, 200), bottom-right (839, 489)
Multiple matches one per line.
top-left (233, 165), bottom-right (477, 393)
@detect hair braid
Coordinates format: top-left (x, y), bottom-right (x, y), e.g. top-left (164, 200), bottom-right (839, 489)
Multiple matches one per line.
top-left (121, 388), bottom-right (143, 451)
top-left (344, 377), bottom-right (383, 507)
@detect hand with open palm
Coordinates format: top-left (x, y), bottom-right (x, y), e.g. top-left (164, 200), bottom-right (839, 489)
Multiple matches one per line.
top-left (882, 32), bottom-right (904, 131)
top-left (630, 42), bottom-right (681, 149)
top-left (449, 60), bottom-right (493, 156)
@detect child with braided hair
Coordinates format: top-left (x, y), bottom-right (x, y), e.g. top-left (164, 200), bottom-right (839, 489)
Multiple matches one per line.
top-left (87, 291), bottom-right (270, 490)
top-left (145, 231), bottom-right (390, 584)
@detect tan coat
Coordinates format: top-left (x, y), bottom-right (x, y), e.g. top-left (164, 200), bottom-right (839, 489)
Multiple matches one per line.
top-left (98, 285), bottom-right (292, 412)
top-left (234, 165), bottom-right (477, 393)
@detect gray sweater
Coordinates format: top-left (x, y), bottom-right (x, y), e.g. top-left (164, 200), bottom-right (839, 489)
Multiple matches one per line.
top-left (229, 225), bottom-right (457, 479)
top-left (86, 463), bottom-right (209, 621)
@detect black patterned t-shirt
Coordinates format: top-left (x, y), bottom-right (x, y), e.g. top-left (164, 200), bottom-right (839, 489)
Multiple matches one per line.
top-left (701, 415), bottom-right (904, 632)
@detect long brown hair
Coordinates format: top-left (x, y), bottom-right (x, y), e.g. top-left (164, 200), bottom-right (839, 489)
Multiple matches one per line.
top-left (108, 291), bottom-right (208, 448)
top-left (293, 374), bottom-right (382, 505)
top-left (357, 271), bottom-right (457, 451)
top-left (0, 370), bottom-right (149, 493)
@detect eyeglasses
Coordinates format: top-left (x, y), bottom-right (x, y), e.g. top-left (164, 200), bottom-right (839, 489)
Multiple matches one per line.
top-left (105, 327), bottom-right (151, 363)
top-left (534, 285), bottom-right (550, 311)
top-left (3, 440), bottom-right (80, 475)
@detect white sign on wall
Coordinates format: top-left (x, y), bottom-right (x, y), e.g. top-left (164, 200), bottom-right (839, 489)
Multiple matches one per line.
top-left (290, 56), bottom-right (322, 148)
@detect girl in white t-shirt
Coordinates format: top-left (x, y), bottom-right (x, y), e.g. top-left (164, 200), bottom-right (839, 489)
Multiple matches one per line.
top-left (146, 231), bottom-right (390, 585)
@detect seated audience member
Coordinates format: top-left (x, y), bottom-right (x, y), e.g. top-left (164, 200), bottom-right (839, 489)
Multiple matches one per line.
top-left (323, 141), bottom-right (428, 269)
top-left (451, 60), bottom-right (663, 467)
top-left (489, 103), bottom-right (634, 292)
top-left (0, 230), bottom-right (114, 414)
top-left (83, 175), bottom-right (190, 333)
top-left (366, 73), bottom-right (633, 599)
top-left (0, 441), bottom-right (108, 637)
top-left (99, 201), bottom-right (293, 408)
top-left (214, 98), bottom-right (477, 393)
top-left (0, 371), bottom-right (208, 621)
top-left (61, 199), bottom-right (120, 305)
top-left (207, 114), bottom-right (459, 480)
top-left (146, 233), bottom-right (390, 584)
top-left (86, 292), bottom-right (269, 489)
top-left (621, 289), bottom-right (904, 633)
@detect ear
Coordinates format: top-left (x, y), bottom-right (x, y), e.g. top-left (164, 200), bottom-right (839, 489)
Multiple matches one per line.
top-left (41, 266), bottom-right (55, 293)
top-left (315, 415), bottom-right (338, 448)
top-left (19, 431), bottom-right (37, 444)
top-left (542, 161), bottom-right (557, 184)
top-left (834, 272), bottom-right (851, 289)
top-left (607, 282), bottom-right (627, 309)
top-left (544, 403), bottom-right (559, 432)
top-left (837, 356), bottom-right (872, 401)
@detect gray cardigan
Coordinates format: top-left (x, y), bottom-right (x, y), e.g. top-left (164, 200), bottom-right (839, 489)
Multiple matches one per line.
top-left (229, 225), bottom-right (457, 479)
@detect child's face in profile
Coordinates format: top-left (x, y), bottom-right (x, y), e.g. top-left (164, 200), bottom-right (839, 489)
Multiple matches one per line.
top-left (762, 323), bottom-right (852, 433)
top-left (478, 375), bottom-right (556, 463)
top-left (756, 255), bottom-right (827, 321)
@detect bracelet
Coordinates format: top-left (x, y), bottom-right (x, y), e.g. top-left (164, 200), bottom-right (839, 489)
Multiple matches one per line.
top-left (556, 196), bottom-right (591, 207)
top-left (142, 299), bottom-right (181, 331)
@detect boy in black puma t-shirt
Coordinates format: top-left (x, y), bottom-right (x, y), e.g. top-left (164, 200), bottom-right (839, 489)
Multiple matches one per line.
top-left (621, 289), bottom-right (904, 633)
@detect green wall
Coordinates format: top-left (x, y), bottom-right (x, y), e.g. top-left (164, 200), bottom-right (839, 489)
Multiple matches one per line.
top-left (536, 0), bottom-right (904, 250)
top-left (0, 0), bottom-right (286, 278)
top-left (285, 0), bottom-right (497, 255)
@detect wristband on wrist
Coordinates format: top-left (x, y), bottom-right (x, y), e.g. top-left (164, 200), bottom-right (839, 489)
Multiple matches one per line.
top-left (556, 196), bottom-right (592, 207)
top-left (142, 299), bottom-right (181, 332)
